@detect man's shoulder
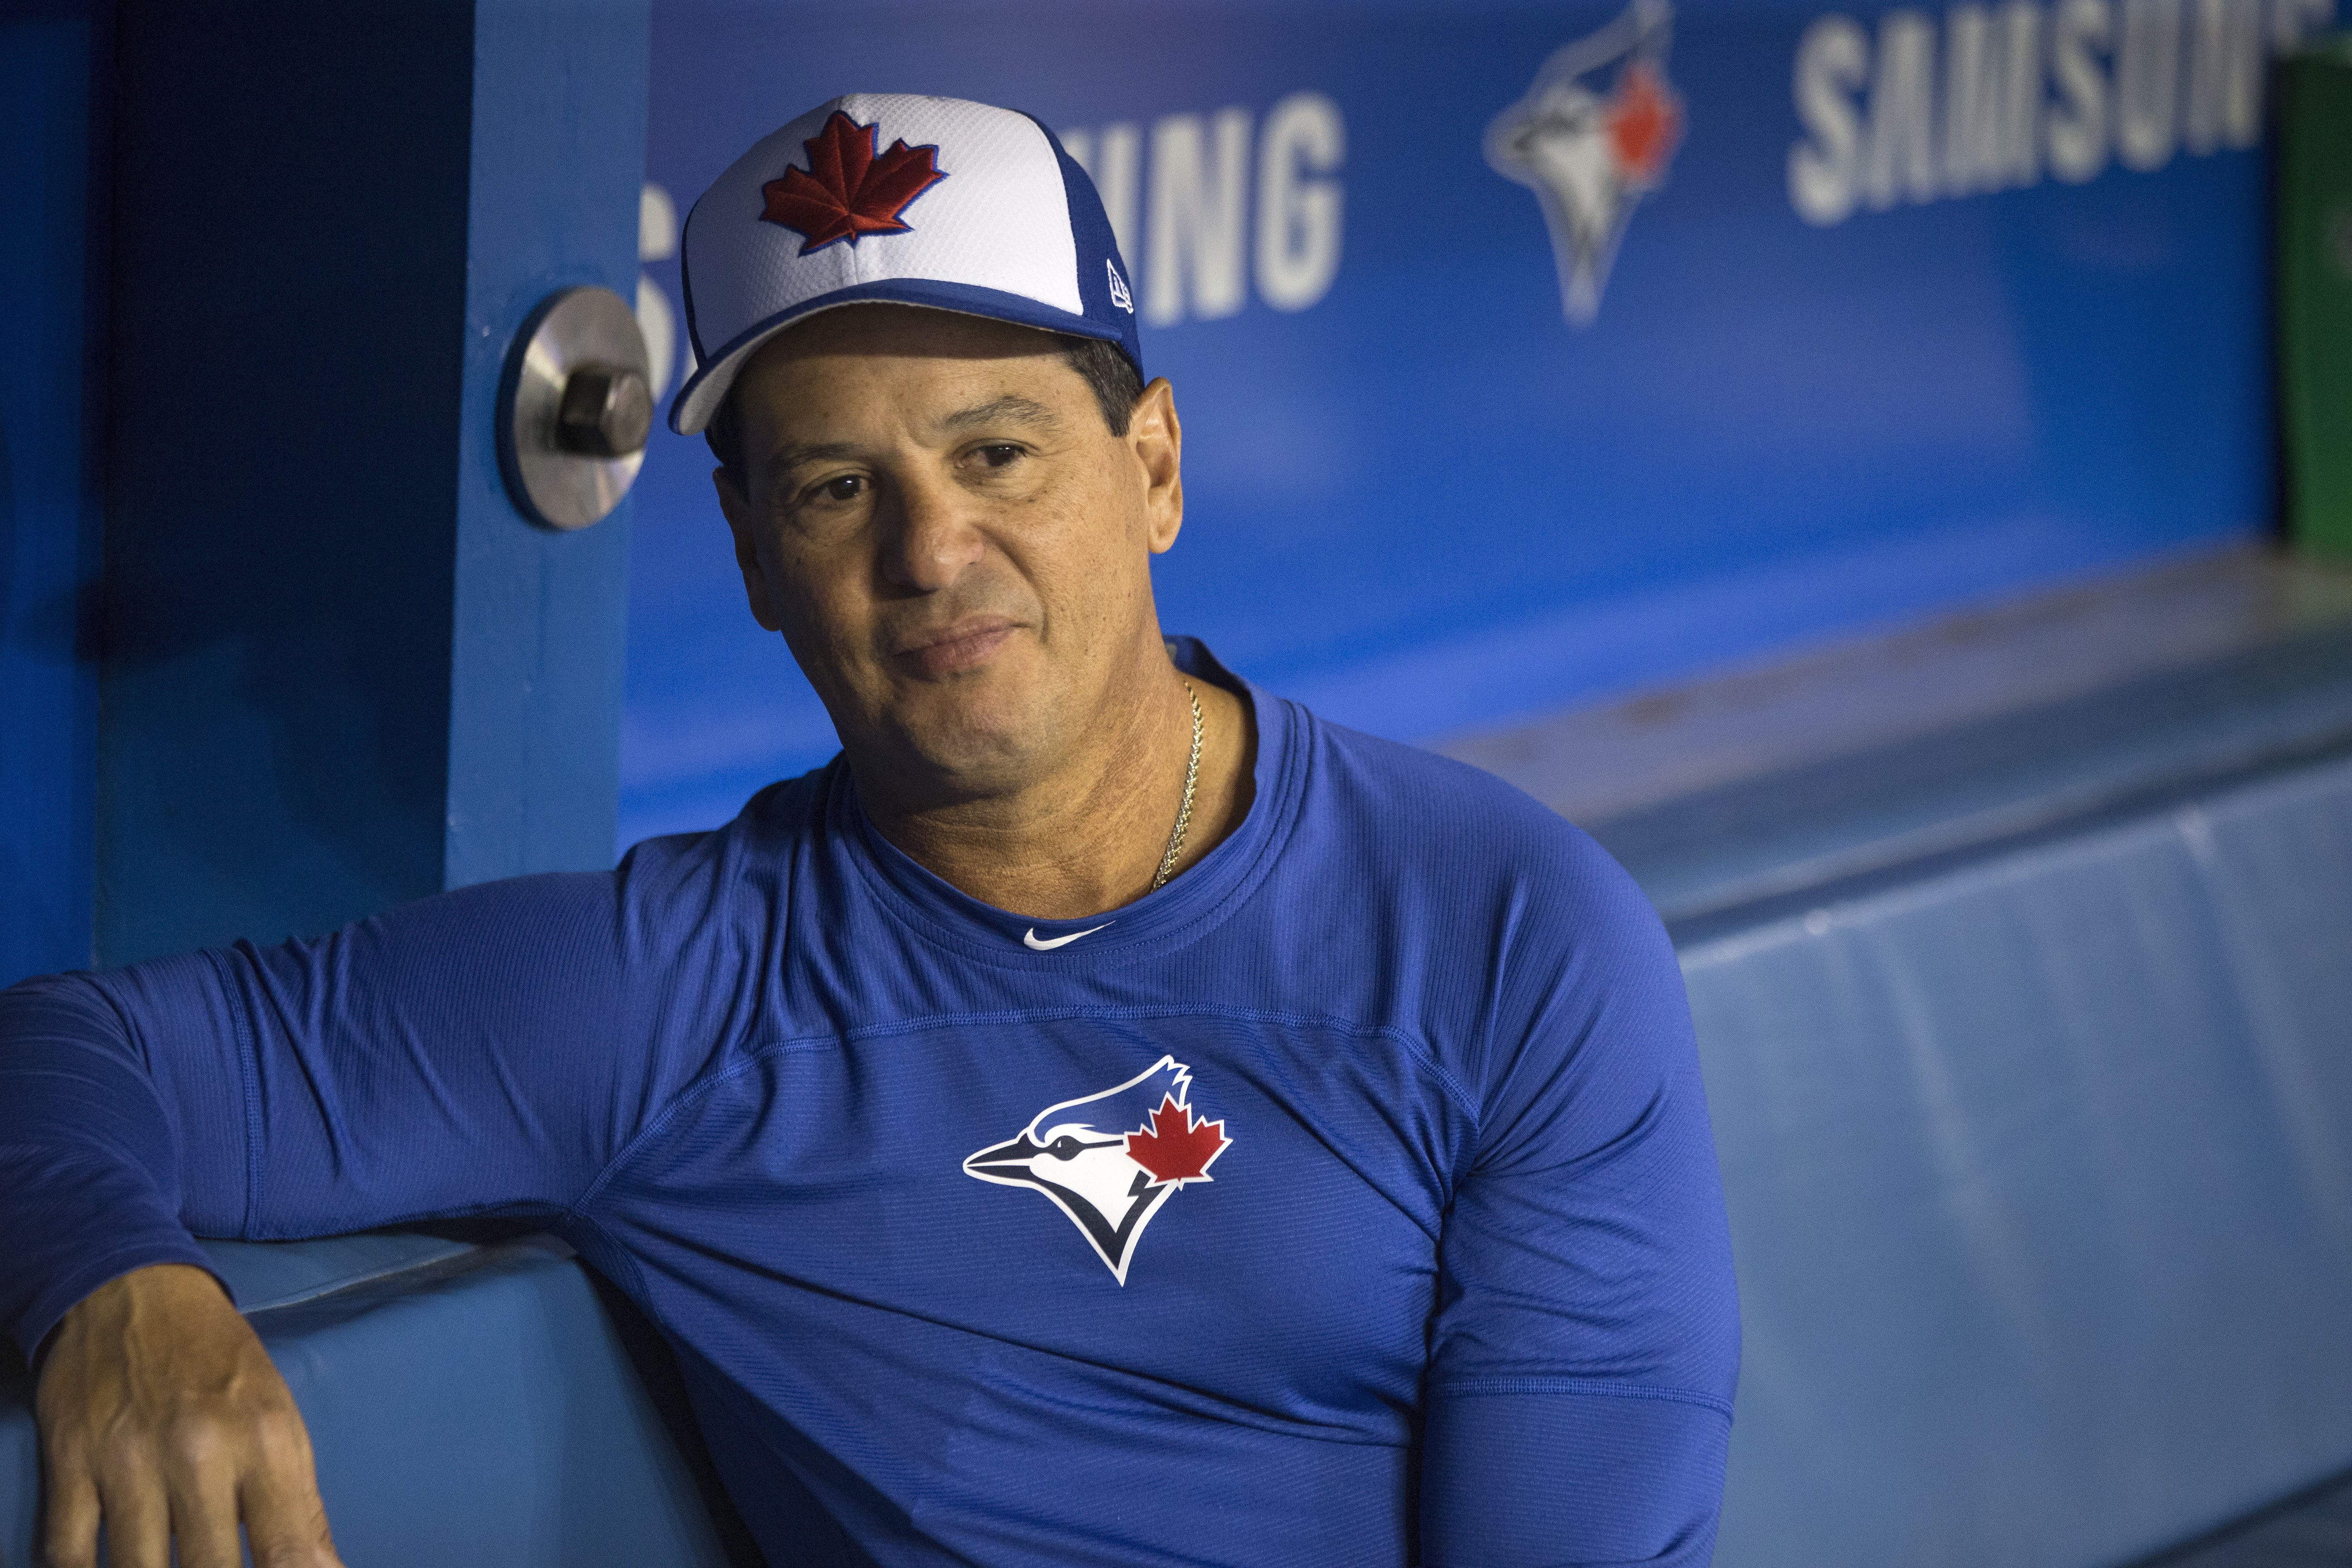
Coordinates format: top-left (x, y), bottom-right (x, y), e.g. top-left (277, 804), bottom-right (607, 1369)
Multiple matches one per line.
top-left (1272, 701), bottom-right (1677, 995)
top-left (1273, 704), bottom-right (1689, 1122)
top-left (1293, 706), bottom-right (1634, 902)
top-left (617, 760), bottom-right (840, 881)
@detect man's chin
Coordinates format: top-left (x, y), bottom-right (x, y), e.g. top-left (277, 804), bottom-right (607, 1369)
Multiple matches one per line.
top-left (880, 670), bottom-right (1062, 792)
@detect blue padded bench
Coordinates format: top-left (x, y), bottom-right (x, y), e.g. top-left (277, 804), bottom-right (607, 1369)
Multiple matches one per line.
top-left (6, 553), bottom-right (2351, 1568)
top-left (1582, 588), bottom-right (2352, 1568)
top-left (1679, 744), bottom-right (2352, 1568)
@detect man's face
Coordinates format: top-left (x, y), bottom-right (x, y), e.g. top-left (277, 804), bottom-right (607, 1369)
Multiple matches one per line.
top-left (714, 305), bottom-right (1182, 801)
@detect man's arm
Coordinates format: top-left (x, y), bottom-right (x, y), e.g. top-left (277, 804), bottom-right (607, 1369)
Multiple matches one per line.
top-left (0, 862), bottom-right (720, 1568)
top-left (0, 964), bottom-right (334, 1567)
top-left (1420, 853), bottom-right (1742, 1568)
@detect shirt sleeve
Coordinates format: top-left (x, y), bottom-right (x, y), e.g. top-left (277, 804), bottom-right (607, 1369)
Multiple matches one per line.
top-left (0, 860), bottom-right (720, 1362)
top-left (1420, 843), bottom-right (1741, 1568)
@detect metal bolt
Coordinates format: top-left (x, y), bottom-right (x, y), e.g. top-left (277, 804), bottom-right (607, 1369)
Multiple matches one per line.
top-left (556, 365), bottom-right (652, 458)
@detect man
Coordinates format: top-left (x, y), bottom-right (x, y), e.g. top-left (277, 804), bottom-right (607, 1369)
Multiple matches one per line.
top-left (1, 93), bottom-right (1738, 1567)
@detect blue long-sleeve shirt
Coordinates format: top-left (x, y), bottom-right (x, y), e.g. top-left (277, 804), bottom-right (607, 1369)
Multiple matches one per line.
top-left (0, 645), bottom-right (1739, 1567)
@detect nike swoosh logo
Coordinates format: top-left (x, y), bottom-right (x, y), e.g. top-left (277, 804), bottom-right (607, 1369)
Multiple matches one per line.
top-left (1023, 922), bottom-right (1112, 951)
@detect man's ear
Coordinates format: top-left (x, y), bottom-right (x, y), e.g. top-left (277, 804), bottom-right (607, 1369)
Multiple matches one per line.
top-left (1131, 377), bottom-right (1184, 554)
top-left (712, 465), bottom-right (784, 632)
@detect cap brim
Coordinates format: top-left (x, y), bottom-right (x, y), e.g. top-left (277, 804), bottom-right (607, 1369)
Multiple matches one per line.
top-left (668, 279), bottom-right (1139, 435)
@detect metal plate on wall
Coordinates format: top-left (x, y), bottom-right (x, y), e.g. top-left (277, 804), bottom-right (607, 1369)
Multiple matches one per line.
top-left (499, 285), bottom-right (650, 531)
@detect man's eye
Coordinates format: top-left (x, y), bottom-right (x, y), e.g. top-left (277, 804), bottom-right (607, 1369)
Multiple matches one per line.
top-left (820, 475), bottom-right (866, 503)
top-left (977, 444), bottom-right (1022, 469)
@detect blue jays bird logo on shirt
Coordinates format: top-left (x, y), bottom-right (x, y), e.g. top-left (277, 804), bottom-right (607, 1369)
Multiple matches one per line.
top-left (964, 1057), bottom-right (1232, 1284)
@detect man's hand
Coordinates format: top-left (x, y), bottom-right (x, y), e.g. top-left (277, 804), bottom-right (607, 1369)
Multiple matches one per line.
top-left (34, 1263), bottom-right (342, 1568)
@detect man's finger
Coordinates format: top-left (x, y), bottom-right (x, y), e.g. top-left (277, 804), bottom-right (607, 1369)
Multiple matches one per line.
top-left (37, 1456), bottom-right (99, 1568)
top-left (238, 1433), bottom-right (343, 1568)
top-left (161, 1441), bottom-right (247, 1568)
top-left (89, 1466), bottom-right (171, 1568)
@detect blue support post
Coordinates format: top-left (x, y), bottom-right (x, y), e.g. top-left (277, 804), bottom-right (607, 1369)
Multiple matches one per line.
top-left (449, 0), bottom-right (647, 888)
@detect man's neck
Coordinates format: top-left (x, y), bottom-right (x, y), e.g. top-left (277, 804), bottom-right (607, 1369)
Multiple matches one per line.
top-left (851, 654), bottom-right (1255, 921)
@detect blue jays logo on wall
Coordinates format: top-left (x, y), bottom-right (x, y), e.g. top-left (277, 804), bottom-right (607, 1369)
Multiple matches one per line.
top-left (1486, 0), bottom-right (1684, 324)
top-left (964, 1056), bottom-right (1232, 1284)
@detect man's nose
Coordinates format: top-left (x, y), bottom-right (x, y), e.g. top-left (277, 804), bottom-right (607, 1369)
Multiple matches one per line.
top-left (879, 468), bottom-right (986, 593)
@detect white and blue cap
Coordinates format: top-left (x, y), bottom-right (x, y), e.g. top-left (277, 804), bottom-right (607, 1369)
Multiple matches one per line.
top-left (669, 93), bottom-right (1142, 436)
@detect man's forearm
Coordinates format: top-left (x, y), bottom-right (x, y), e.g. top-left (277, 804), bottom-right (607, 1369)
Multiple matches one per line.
top-left (0, 974), bottom-right (217, 1359)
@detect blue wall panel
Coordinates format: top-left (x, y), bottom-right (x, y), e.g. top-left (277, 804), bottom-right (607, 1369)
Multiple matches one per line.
top-left (93, 0), bottom-right (646, 965)
top-left (0, 8), bottom-right (103, 986)
top-left (96, 0), bottom-right (475, 965)
top-left (619, 0), bottom-right (2324, 844)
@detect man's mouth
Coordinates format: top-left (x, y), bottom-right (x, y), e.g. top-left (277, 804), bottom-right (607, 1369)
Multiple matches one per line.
top-left (894, 616), bottom-right (1018, 679)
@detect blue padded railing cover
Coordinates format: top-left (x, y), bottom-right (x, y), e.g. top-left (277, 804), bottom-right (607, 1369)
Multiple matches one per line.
top-left (1692, 752), bottom-right (2352, 1568)
top-left (201, 1229), bottom-right (481, 1313)
top-left (1597, 618), bottom-right (2352, 935)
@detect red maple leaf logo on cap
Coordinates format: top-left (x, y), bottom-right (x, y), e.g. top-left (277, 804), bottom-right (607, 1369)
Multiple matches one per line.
top-left (760, 110), bottom-right (947, 255)
top-left (1125, 1094), bottom-right (1231, 1188)
top-left (1605, 61), bottom-right (1683, 189)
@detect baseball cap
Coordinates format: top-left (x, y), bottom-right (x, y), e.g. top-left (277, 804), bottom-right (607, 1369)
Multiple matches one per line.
top-left (669, 93), bottom-right (1142, 436)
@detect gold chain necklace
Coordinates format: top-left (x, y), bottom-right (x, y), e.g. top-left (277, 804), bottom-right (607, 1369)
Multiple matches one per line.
top-left (1150, 682), bottom-right (1203, 891)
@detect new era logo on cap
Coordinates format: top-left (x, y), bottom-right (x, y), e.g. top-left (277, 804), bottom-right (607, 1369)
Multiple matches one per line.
top-left (670, 93), bottom-right (1142, 436)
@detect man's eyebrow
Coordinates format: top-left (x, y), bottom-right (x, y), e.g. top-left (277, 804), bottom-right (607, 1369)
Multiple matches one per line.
top-left (763, 397), bottom-right (1060, 486)
top-left (767, 440), bottom-right (862, 476)
top-left (936, 395), bottom-right (1062, 434)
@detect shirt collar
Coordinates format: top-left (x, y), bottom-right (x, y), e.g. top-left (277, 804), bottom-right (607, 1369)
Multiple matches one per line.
top-left (832, 638), bottom-right (1302, 967)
